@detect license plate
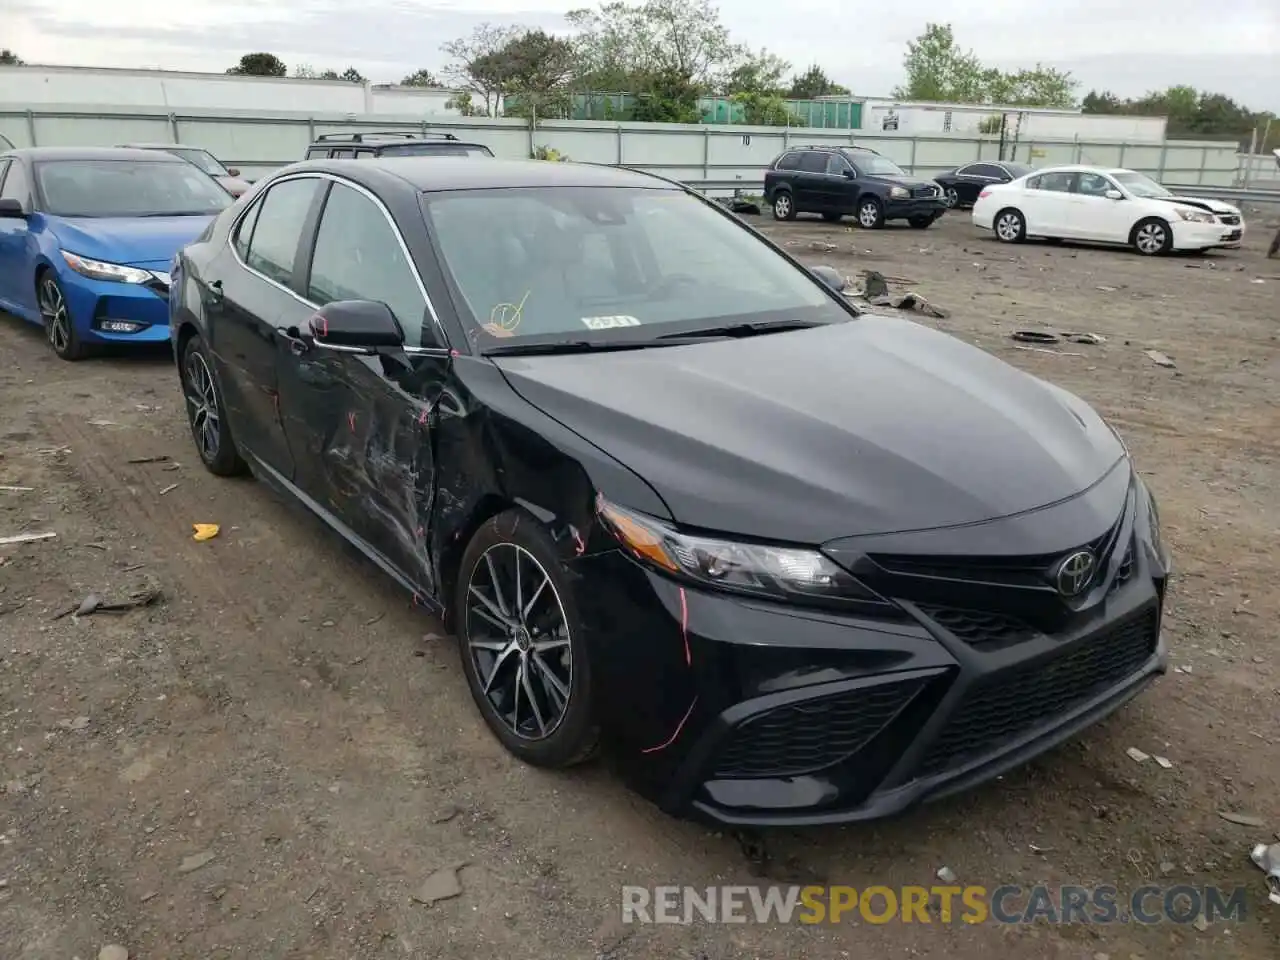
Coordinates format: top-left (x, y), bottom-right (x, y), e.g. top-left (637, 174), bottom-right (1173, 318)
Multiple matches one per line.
top-left (1224, 230), bottom-right (1241, 241)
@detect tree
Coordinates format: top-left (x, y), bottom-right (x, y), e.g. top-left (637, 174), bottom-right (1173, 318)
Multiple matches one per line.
top-left (892, 23), bottom-right (1076, 108)
top-left (445, 91), bottom-right (482, 116)
top-left (401, 69), bottom-right (444, 88)
top-left (0, 49), bottom-right (23, 66)
top-left (787, 65), bottom-right (849, 100)
top-left (722, 50), bottom-right (792, 126)
top-left (226, 53), bottom-right (287, 77)
top-left (494, 30), bottom-right (578, 122)
top-left (1081, 85), bottom-right (1276, 149)
top-left (441, 22), bottom-right (524, 116)
top-left (339, 67), bottom-right (365, 83)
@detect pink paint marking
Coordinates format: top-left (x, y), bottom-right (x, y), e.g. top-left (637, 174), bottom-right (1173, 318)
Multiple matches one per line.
top-left (679, 586), bottom-right (690, 666)
top-left (449, 349), bottom-right (461, 358)
top-left (570, 527), bottom-right (585, 556)
top-left (417, 409), bottom-right (429, 426)
top-left (347, 411), bottom-right (356, 432)
top-left (640, 696), bottom-right (698, 754)
top-left (415, 526), bottom-right (425, 538)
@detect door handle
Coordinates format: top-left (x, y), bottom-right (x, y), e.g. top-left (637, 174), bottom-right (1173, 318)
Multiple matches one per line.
top-left (275, 326), bottom-right (312, 356)
top-left (207, 280), bottom-right (223, 303)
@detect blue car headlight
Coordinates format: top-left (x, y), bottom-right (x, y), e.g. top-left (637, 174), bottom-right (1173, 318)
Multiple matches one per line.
top-left (61, 250), bottom-right (154, 284)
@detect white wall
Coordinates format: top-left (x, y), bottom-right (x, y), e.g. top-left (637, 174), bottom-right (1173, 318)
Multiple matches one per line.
top-left (368, 86), bottom-right (460, 116)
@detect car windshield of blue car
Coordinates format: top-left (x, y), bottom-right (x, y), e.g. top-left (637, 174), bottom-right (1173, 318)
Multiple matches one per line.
top-left (170, 148), bottom-right (229, 177)
top-left (35, 159), bottom-right (234, 217)
top-left (851, 154), bottom-right (907, 176)
top-left (1113, 171), bottom-right (1172, 199)
top-left (420, 186), bottom-right (850, 345)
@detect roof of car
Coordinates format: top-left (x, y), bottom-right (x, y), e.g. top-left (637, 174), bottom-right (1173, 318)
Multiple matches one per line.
top-left (286, 157), bottom-right (681, 192)
top-left (2, 146), bottom-right (187, 163)
top-left (118, 143), bottom-right (209, 150)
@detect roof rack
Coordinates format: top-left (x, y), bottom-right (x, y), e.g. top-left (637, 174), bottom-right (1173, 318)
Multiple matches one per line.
top-left (314, 131), bottom-right (460, 142)
top-left (794, 143), bottom-right (881, 155)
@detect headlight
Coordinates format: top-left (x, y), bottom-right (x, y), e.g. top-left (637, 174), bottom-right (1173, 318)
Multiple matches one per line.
top-left (1174, 208), bottom-right (1215, 224)
top-left (61, 250), bottom-right (153, 284)
top-left (889, 186), bottom-right (910, 199)
top-left (1145, 487), bottom-right (1164, 558)
top-left (596, 498), bottom-right (892, 610)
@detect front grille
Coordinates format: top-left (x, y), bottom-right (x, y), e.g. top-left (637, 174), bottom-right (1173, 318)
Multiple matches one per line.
top-left (918, 605), bottom-right (1037, 653)
top-left (917, 609), bottom-right (1158, 776)
top-left (713, 677), bottom-right (925, 779)
top-left (1218, 214), bottom-right (1240, 225)
top-left (912, 186), bottom-right (939, 198)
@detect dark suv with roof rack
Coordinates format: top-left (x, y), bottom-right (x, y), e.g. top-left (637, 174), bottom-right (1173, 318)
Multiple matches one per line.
top-left (764, 144), bottom-right (946, 229)
top-left (304, 131), bottom-right (495, 160)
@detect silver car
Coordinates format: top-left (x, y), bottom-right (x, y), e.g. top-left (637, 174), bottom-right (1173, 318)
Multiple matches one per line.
top-left (117, 143), bottom-right (251, 197)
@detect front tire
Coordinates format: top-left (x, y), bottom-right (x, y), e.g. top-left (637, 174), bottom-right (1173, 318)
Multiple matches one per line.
top-left (943, 186), bottom-right (960, 208)
top-left (994, 208), bottom-right (1027, 243)
top-left (856, 197), bottom-right (885, 229)
top-left (771, 191), bottom-right (796, 221)
top-left (908, 215), bottom-right (935, 229)
top-left (37, 271), bottom-right (87, 361)
top-left (180, 332), bottom-right (247, 477)
top-left (1132, 217), bottom-right (1173, 256)
top-left (454, 509), bottom-right (600, 769)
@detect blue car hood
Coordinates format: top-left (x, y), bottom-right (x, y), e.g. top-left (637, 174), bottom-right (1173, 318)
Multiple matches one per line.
top-left (47, 215), bottom-right (214, 267)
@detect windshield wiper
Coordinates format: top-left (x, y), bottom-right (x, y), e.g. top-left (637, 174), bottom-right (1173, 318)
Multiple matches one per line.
top-left (483, 339), bottom-right (675, 357)
top-left (655, 317), bottom-right (827, 340)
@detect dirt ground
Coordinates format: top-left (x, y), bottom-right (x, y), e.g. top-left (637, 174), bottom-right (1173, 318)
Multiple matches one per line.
top-left (1, 209), bottom-right (1278, 960)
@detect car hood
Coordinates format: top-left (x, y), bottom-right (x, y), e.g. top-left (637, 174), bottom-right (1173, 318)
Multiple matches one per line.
top-left (494, 316), bottom-right (1126, 545)
top-left (46, 214), bottom-right (217, 267)
top-left (1152, 195), bottom-right (1241, 216)
top-left (865, 173), bottom-right (939, 190)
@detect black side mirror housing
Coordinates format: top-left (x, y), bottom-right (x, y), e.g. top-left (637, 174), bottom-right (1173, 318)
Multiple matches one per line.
top-left (0, 198), bottom-right (27, 219)
top-left (843, 168), bottom-right (856, 179)
top-left (810, 264), bottom-right (846, 294)
top-left (308, 300), bottom-right (405, 349)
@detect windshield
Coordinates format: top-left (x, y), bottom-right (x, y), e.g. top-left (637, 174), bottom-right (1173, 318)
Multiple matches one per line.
top-left (1004, 163), bottom-right (1034, 178)
top-left (1113, 171), bottom-right (1172, 198)
top-left (379, 143), bottom-right (493, 157)
top-left (849, 153), bottom-right (906, 176)
top-left (36, 160), bottom-right (234, 217)
top-left (421, 187), bottom-right (848, 346)
top-left (170, 148), bottom-right (229, 177)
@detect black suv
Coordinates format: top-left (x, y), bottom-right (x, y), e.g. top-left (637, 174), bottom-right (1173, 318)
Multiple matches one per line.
top-left (764, 145), bottom-right (946, 229)
top-left (304, 131), bottom-right (495, 160)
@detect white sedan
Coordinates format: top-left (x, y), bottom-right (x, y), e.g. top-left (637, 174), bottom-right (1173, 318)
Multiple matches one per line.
top-left (971, 165), bottom-right (1246, 255)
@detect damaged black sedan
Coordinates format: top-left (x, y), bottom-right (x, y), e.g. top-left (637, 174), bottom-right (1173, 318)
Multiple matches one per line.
top-left (170, 157), bottom-right (1171, 826)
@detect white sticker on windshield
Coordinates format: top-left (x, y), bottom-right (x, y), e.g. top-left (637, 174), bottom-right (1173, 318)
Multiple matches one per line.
top-left (581, 315), bottom-right (642, 330)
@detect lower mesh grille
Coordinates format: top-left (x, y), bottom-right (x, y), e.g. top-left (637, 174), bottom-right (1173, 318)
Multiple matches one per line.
top-left (918, 605), bottom-right (1037, 652)
top-left (918, 608), bottom-right (1158, 776)
top-left (713, 678), bottom-right (925, 779)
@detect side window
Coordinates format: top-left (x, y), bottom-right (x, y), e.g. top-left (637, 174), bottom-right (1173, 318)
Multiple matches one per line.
top-left (232, 196), bottom-right (262, 261)
top-left (331, 149), bottom-right (355, 159)
top-left (825, 154), bottom-right (851, 176)
top-left (306, 182), bottom-right (428, 346)
top-left (354, 150), bottom-right (376, 160)
top-left (798, 151), bottom-right (827, 173)
top-left (306, 148), bottom-right (327, 160)
top-left (1075, 172), bottom-right (1116, 196)
top-left (0, 159), bottom-right (11, 194)
top-left (1, 159), bottom-right (29, 204)
top-left (774, 152), bottom-right (801, 170)
top-left (968, 163), bottom-right (1003, 179)
top-left (1028, 172), bottom-right (1075, 193)
top-left (243, 177), bottom-right (321, 287)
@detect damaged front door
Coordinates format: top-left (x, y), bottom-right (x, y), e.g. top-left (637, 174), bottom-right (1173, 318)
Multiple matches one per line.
top-left (275, 178), bottom-right (450, 597)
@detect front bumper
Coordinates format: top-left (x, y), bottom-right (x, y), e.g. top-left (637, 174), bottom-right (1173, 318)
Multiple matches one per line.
top-left (1170, 219), bottom-right (1242, 251)
top-left (884, 196), bottom-right (947, 220)
top-left (61, 265), bottom-right (171, 344)
top-left (576, 470), bottom-right (1169, 827)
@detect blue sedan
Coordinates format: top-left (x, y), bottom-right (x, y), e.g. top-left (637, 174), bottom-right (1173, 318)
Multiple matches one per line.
top-left (0, 146), bottom-right (234, 360)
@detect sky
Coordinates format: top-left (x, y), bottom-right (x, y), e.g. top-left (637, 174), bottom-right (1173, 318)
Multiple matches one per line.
top-left (7, 0), bottom-right (1279, 113)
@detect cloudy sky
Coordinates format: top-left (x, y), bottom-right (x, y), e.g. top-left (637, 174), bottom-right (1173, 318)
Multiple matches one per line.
top-left (7, 0), bottom-right (1279, 111)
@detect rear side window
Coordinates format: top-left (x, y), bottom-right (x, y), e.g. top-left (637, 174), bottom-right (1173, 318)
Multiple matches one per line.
top-left (242, 177), bottom-right (322, 286)
top-left (774, 152), bottom-right (801, 170)
top-left (0, 159), bottom-right (11, 194)
top-left (798, 152), bottom-right (827, 173)
top-left (306, 148), bottom-right (327, 160)
top-left (232, 199), bottom-right (262, 261)
top-left (1027, 172), bottom-right (1075, 193)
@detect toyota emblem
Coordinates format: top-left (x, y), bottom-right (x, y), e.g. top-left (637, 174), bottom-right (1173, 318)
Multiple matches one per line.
top-left (1054, 550), bottom-right (1096, 597)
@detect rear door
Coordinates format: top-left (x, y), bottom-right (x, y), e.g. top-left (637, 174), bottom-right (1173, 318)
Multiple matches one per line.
top-left (0, 158), bottom-right (37, 317)
top-left (275, 176), bottom-right (450, 591)
top-left (955, 163), bottom-right (1005, 204)
top-left (1020, 171), bottom-right (1077, 236)
top-left (208, 175), bottom-right (326, 477)
top-left (793, 150), bottom-right (828, 211)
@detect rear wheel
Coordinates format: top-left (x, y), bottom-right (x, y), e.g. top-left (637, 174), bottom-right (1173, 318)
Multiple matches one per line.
top-left (771, 191), bottom-right (796, 221)
top-left (180, 332), bottom-right (247, 477)
top-left (37, 271), bottom-right (87, 361)
top-left (943, 186), bottom-right (960, 208)
top-left (1132, 218), bottom-right (1172, 256)
top-left (455, 509), bottom-right (600, 768)
top-left (994, 208), bottom-right (1026, 243)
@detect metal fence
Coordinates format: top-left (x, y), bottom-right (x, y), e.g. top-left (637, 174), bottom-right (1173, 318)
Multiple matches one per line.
top-left (0, 104), bottom-right (1255, 191)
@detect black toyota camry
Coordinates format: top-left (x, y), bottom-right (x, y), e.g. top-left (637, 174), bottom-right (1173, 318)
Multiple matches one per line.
top-left (169, 157), bottom-right (1170, 826)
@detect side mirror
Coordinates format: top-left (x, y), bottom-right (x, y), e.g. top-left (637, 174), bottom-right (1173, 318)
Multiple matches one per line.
top-left (1104, 190), bottom-right (1123, 200)
top-left (308, 300), bottom-right (405, 350)
top-left (0, 198), bottom-right (27, 219)
top-left (843, 168), bottom-right (856, 179)
top-left (226, 167), bottom-right (241, 177)
top-left (810, 264), bottom-right (846, 294)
